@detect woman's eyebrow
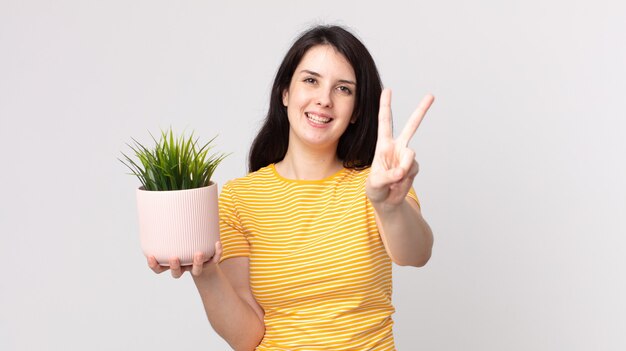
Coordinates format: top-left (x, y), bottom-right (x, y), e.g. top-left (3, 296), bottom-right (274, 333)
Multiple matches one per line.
top-left (299, 69), bottom-right (356, 86)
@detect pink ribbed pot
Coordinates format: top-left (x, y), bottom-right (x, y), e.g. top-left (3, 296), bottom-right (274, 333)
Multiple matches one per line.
top-left (136, 182), bottom-right (219, 266)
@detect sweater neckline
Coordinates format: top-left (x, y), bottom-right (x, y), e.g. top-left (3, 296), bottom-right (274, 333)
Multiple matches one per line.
top-left (269, 163), bottom-right (348, 184)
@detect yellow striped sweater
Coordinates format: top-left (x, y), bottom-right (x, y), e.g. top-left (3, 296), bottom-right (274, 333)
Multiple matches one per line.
top-left (218, 164), bottom-right (418, 350)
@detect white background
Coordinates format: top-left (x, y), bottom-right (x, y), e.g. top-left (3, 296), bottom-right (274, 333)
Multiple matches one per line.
top-left (1, 0), bottom-right (625, 350)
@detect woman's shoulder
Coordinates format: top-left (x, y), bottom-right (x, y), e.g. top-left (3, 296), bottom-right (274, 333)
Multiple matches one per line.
top-left (341, 166), bottom-right (371, 182)
top-left (222, 164), bottom-right (277, 191)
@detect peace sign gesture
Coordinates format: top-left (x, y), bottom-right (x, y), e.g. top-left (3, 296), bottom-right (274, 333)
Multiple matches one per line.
top-left (366, 88), bottom-right (434, 208)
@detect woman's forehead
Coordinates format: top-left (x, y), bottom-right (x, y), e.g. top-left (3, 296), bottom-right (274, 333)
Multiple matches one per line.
top-left (295, 45), bottom-right (355, 80)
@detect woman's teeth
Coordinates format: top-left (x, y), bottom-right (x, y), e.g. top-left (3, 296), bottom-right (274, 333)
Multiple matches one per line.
top-left (306, 112), bottom-right (331, 124)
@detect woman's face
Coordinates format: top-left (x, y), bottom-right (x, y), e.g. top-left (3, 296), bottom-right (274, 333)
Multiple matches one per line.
top-left (282, 45), bottom-right (356, 153)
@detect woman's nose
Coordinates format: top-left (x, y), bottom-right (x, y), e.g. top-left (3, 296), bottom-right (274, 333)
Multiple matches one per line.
top-left (316, 88), bottom-right (333, 108)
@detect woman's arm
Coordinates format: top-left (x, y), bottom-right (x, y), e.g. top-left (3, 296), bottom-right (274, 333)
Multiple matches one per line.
top-left (366, 89), bottom-right (435, 267)
top-left (372, 196), bottom-right (433, 266)
top-left (192, 257), bottom-right (265, 350)
top-left (149, 245), bottom-right (265, 350)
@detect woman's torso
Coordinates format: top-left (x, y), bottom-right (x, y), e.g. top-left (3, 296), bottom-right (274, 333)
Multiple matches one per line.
top-left (219, 165), bottom-right (397, 350)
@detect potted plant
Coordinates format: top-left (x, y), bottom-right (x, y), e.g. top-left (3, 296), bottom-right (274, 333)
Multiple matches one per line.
top-left (120, 129), bottom-right (228, 266)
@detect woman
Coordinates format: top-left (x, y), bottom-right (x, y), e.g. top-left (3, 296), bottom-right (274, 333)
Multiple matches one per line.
top-left (149, 25), bottom-right (434, 350)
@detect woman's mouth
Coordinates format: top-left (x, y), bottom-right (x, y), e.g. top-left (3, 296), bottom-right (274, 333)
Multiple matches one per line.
top-left (305, 112), bottom-right (332, 125)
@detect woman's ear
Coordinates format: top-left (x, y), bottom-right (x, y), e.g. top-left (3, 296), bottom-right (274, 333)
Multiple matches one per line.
top-left (282, 89), bottom-right (289, 107)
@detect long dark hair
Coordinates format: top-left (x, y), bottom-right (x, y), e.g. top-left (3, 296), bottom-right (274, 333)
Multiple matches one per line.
top-left (248, 25), bottom-right (382, 173)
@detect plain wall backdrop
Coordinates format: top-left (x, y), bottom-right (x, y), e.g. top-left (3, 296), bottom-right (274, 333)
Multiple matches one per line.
top-left (1, 0), bottom-right (625, 350)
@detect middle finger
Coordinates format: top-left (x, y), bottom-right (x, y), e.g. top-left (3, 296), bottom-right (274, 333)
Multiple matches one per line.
top-left (191, 252), bottom-right (205, 276)
top-left (398, 94), bottom-right (434, 147)
top-left (169, 257), bottom-right (183, 279)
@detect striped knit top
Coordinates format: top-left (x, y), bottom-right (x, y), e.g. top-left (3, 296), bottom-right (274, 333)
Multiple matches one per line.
top-left (218, 164), bottom-right (418, 350)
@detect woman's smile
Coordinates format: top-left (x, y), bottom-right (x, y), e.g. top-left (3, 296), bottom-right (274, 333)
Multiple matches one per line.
top-left (305, 111), bottom-right (333, 126)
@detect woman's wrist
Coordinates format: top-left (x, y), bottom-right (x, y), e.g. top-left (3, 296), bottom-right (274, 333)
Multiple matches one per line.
top-left (370, 196), bottom-right (407, 216)
top-left (192, 261), bottom-right (221, 287)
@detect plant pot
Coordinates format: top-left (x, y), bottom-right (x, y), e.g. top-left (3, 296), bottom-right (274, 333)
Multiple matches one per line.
top-left (136, 182), bottom-right (219, 266)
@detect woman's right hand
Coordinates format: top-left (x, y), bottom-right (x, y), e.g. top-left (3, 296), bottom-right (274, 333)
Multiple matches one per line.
top-left (147, 241), bottom-right (223, 279)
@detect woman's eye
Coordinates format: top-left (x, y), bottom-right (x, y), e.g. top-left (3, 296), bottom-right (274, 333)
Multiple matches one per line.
top-left (304, 77), bottom-right (316, 84)
top-left (337, 86), bottom-right (352, 95)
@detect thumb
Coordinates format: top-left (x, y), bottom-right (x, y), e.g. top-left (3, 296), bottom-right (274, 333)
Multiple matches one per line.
top-left (209, 241), bottom-right (223, 264)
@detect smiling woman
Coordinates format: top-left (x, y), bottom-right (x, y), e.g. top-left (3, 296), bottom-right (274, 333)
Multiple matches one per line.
top-left (147, 24), bottom-right (434, 350)
top-left (248, 25), bottom-right (385, 173)
top-left (281, 45), bottom-right (357, 163)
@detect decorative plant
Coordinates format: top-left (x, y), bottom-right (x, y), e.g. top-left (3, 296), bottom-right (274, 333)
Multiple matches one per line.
top-left (120, 129), bottom-right (228, 191)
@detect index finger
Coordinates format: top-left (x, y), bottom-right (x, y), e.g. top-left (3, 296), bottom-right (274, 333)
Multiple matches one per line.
top-left (147, 256), bottom-right (169, 274)
top-left (398, 94), bottom-right (434, 147)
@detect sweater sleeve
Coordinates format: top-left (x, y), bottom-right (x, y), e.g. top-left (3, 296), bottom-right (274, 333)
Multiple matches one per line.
top-left (218, 181), bottom-right (250, 262)
top-left (407, 187), bottom-right (421, 209)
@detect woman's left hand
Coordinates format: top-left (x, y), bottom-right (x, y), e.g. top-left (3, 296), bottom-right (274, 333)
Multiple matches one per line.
top-left (366, 88), bottom-right (434, 209)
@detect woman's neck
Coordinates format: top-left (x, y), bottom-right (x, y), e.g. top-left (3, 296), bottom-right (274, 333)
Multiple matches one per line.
top-left (276, 147), bottom-right (343, 181)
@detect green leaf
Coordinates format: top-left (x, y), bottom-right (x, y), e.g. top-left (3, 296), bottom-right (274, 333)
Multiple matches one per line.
top-left (120, 128), bottom-right (228, 191)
